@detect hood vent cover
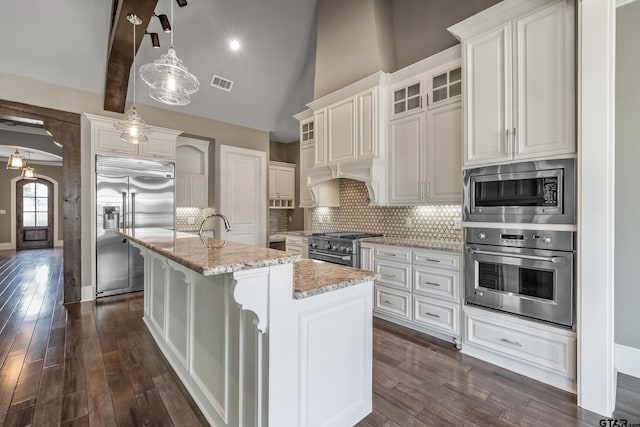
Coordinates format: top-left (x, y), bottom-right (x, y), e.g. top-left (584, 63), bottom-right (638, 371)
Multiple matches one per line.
top-left (210, 75), bottom-right (234, 92)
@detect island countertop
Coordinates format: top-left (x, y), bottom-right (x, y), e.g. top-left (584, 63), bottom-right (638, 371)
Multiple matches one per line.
top-left (116, 228), bottom-right (302, 276)
top-left (293, 259), bottom-right (379, 299)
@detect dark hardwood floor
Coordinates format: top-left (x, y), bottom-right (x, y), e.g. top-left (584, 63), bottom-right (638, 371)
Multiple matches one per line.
top-left (0, 248), bottom-right (638, 426)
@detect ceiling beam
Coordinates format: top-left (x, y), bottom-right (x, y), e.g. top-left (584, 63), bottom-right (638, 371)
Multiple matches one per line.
top-left (104, 0), bottom-right (158, 113)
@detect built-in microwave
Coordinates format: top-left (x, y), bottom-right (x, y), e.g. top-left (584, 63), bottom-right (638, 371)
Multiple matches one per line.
top-left (463, 159), bottom-right (575, 224)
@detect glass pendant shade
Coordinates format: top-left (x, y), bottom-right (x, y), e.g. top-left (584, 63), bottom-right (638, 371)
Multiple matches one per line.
top-left (115, 106), bottom-right (149, 144)
top-left (7, 150), bottom-right (26, 169)
top-left (139, 47), bottom-right (200, 106)
top-left (21, 166), bottom-right (37, 180)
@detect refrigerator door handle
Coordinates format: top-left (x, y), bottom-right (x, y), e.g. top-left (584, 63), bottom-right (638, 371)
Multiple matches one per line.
top-left (131, 193), bottom-right (136, 229)
top-left (122, 191), bottom-right (127, 229)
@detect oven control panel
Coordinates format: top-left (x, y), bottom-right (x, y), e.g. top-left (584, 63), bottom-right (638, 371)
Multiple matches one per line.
top-left (466, 228), bottom-right (574, 251)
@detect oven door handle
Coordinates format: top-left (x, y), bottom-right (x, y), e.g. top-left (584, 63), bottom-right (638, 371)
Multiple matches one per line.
top-left (308, 250), bottom-right (350, 261)
top-left (467, 248), bottom-right (565, 264)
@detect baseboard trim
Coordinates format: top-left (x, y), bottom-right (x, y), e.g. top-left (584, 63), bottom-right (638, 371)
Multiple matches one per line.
top-left (0, 243), bottom-right (13, 250)
top-left (615, 343), bottom-right (640, 378)
top-left (55, 240), bottom-right (64, 248)
top-left (81, 285), bottom-right (95, 302)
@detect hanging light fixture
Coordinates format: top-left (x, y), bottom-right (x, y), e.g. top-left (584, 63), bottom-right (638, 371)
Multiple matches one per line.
top-left (21, 151), bottom-right (36, 180)
top-left (7, 149), bottom-right (26, 170)
top-left (139, 0), bottom-right (199, 106)
top-left (115, 14), bottom-right (149, 144)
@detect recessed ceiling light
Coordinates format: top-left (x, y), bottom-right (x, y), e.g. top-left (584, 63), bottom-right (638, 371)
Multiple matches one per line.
top-left (229, 39), bottom-right (241, 51)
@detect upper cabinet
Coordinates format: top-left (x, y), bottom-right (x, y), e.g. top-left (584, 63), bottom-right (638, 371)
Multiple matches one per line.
top-left (390, 78), bottom-right (424, 120)
top-left (269, 161), bottom-right (296, 209)
top-left (86, 114), bottom-right (181, 161)
top-left (175, 137), bottom-right (209, 208)
top-left (449, 0), bottom-right (575, 167)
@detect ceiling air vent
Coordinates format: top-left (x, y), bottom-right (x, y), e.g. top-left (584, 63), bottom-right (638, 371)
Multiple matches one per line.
top-left (210, 75), bottom-right (234, 92)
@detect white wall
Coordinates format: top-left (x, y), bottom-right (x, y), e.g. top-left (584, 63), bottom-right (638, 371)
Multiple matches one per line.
top-left (615, 1), bottom-right (640, 350)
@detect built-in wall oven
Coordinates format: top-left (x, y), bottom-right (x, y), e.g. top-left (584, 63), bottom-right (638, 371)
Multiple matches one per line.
top-left (463, 158), bottom-right (575, 224)
top-left (465, 227), bottom-right (575, 328)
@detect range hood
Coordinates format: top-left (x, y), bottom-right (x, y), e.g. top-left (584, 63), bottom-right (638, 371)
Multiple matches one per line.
top-left (307, 158), bottom-right (387, 205)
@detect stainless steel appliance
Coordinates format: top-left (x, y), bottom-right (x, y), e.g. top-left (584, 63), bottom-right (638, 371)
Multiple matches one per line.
top-left (308, 232), bottom-right (383, 267)
top-left (463, 158), bottom-right (575, 224)
top-left (96, 155), bottom-right (175, 298)
top-left (464, 227), bottom-right (575, 328)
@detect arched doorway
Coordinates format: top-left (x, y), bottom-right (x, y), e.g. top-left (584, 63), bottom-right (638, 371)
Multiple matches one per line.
top-left (16, 178), bottom-right (53, 249)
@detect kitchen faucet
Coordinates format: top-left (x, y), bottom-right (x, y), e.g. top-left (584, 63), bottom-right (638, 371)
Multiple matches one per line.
top-left (199, 213), bottom-right (232, 248)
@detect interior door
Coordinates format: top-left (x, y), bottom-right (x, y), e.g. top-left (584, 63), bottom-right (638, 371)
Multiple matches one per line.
top-left (217, 145), bottom-right (266, 247)
top-left (16, 178), bottom-right (53, 249)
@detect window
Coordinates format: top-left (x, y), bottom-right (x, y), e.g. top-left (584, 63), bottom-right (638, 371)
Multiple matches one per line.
top-left (22, 182), bottom-right (48, 227)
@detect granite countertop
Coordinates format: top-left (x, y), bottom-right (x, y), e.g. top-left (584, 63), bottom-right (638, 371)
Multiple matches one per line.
top-left (360, 236), bottom-right (462, 252)
top-left (117, 228), bottom-right (302, 276)
top-left (293, 259), bottom-right (379, 299)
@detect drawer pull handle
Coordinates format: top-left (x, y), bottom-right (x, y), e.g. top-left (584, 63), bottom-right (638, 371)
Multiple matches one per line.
top-left (383, 300), bottom-right (393, 305)
top-left (424, 312), bottom-right (440, 318)
top-left (423, 258), bottom-right (441, 263)
top-left (500, 338), bottom-right (522, 347)
top-left (379, 252), bottom-right (397, 257)
top-left (424, 281), bottom-right (440, 287)
top-left (382, 275), bottom-right (395, 279)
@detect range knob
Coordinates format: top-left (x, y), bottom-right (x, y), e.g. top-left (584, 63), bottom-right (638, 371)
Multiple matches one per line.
top-left (477, 232), bottom-right (486, 240)
top-left (345, 247), bottom-right (352, 253)
top-left (542, 236), bottom-right (552, 244)
top-left (324, 242), bottom-right (331, 250)
top-left (310, 241), bottom-right (317, 248)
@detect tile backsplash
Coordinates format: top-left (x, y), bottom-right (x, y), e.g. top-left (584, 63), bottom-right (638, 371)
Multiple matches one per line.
top-left (176, 207), bottom-right (204, 231)
top-left (269, 210), bottom-right (289, 233)
top-left (310, 179), bottom-right (462, 242)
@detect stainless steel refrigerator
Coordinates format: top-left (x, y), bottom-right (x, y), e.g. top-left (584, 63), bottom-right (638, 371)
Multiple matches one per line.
top-left (96, 155), bottom-right (175, 298)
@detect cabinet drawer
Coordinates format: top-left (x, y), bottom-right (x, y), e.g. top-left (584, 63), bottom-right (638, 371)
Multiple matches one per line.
top-left (413, 296), bottom-right (459, 336)
top-left (374, 260), bottom-right (411, 290)
top-left (375, 286), bottom-right (410, 320)
top-left (374, 245), bottom-right (412, 263)
top-left (413, 250), bottom-right (460, 270)
top-left (465, 310), bottom-right (576, 376)
top-left (413, 266), bottom-right (459, 301)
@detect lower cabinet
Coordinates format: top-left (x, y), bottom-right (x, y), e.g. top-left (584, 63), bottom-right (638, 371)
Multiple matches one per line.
top-left (285, 235), bottom-right (308, 258)
top-left (462, 305), bottom-right (577, 393)
top-left (362, 242), bottom-right (462, 346)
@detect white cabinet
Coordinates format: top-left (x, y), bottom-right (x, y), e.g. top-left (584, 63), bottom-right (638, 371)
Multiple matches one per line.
top-left (327, 97), bottom-right (357, 165)
top-left (426, 102), bottom-right (463, 203)
top-left (462, 305), bottom-right (576, 392)
top-left (388, 59), bottom-right (463, 205)
top-left (449, 0), bottom-right (575, 167)
top-left (296, 112), bottom-right (340, 208)
top-left (313, 110), bottom-right (327, 168)
top-left (175, 137), bottom-right (209, 208)
top-left (390, 77), bottom-right (424, 119)
top-left (285, 235), bottom-right (308, 258)
top-left (87, 113), bottom-right (181, 161)
top-left (365, 242), bottom-right (462, 345)
top-left (389, 113), bottom-right (426, 204)
top-left (269, 162), bottom-right (295, 209)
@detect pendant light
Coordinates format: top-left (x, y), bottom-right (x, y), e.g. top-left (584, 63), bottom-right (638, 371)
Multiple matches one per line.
top-left (139, 0), bottom-right (199, 106)
top-left (7, 149), bottom-right (27, 170)
top-left (21, 151), bottom-right (36, 180)
top-left (115, 14), bottom-right (149, 144)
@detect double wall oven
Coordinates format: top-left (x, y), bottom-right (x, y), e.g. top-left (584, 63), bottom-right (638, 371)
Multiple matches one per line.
top-left (463, 159), bottom-right (576, 328)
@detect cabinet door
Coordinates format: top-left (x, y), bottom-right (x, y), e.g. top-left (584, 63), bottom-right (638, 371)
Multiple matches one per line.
top-left (327, 97), bottom-right (357, 165)
top-left (175, 174), bottom-right (190, 207)
top-left (358, 88), bottom-right (378, 159)
top-left (269, 166), bottom-right (277, 198)
top-left (190, 175), bottom-right (207, 207)
top-left (139, 134), bottom-right (176, 160)
top-left (427, 102), bottom-right (462, 203)
top-left (360, 244), bottom-right (374, 272)
top-left (390, 79), bottom-right (423, 119)
top-left (463, 24), bottom-right (512, 166)
top-left (94, 125), bottom-right (138, 156)
top-left (314, 110), bottom-right (327, 167)
top-left (299, 144), bottom-right (315, 207)
top-left (513, 1), bottom-right (574, 160)
top-left (276, 167), bottom-right (295, 199)
top-left (389, 114), bottom-right (426, 204)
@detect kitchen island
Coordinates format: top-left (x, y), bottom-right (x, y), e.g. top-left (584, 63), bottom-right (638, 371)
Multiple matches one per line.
top-left (117, 228), bottom-right (378, 427)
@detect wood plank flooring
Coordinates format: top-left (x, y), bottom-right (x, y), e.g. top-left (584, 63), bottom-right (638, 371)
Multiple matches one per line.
top-left (0, 248), bottom-right (638, 426)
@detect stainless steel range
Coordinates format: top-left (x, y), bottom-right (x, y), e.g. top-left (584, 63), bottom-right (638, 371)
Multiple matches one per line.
top-left (464, 227), bottom-right (576, 328)
top-left (308, 232), bottom-right (383, 268)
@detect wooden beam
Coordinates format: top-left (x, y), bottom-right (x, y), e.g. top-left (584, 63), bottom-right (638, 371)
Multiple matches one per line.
top-left (104, 0), bottom-right (158, 113)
